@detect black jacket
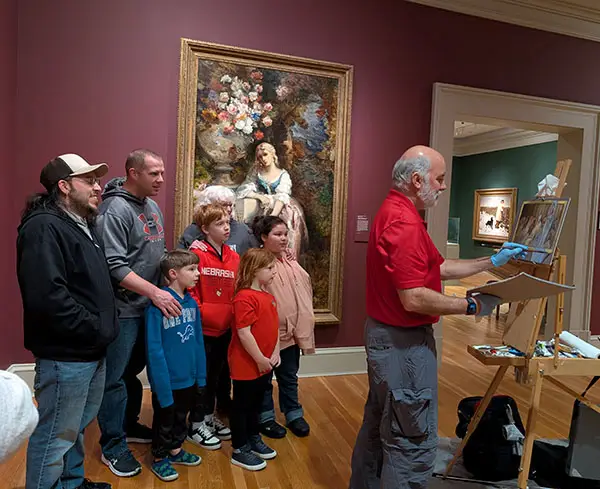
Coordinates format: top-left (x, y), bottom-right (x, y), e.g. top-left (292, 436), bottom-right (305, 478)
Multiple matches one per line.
top-left (17, 207), bottom-right (119, 361)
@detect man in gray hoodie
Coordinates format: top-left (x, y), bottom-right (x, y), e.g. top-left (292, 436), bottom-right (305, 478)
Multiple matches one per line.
top-left (96, 149), bottom-right (181, 478)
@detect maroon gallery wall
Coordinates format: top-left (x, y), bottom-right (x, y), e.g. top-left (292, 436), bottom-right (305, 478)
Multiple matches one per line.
top-left (5, 0), bottom-right (600, 366)
top-left (0, 0), bottom-right (19, 367)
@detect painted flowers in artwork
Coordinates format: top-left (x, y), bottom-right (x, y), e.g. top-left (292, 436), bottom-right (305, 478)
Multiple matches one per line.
top-left (199, 70), bottom-right (275, 141)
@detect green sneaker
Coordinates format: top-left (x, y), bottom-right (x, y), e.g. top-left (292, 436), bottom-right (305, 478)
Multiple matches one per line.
top-left (151, 458), bottom-right (179, 482)
top-left (168, 449), bottom-right (201, 466)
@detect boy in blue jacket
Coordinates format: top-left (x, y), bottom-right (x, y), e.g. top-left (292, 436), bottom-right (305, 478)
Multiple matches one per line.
top-left (145, 250), bottom-right (206, 482)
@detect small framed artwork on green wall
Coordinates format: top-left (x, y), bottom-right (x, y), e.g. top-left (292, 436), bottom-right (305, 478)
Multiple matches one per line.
top-left (472, 188), bottom-right (518, 244)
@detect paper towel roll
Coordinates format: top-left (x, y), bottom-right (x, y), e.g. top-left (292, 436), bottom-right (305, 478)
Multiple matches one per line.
top-left (559, 331), bottom-right (600, 359)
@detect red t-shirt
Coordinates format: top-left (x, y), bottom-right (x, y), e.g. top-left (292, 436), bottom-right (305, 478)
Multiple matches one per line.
top-left (366, 189), bottom-right (445, 327)
top-left (228, 288), bottom-right (279, 381)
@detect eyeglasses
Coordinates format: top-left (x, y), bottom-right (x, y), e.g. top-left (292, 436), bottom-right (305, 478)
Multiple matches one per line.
top-left (72, 176), bottom-right (101, 186)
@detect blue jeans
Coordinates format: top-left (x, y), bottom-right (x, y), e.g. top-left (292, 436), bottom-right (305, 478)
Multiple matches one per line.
top-left (259, 344), bottom-right (303, 425)
top-left (26, 358), bottom-right (105, 489)
top-left (97, 317), bottom-right (144, 459)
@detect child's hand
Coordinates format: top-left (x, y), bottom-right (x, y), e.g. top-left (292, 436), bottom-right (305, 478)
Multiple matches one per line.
top-left (257, 355), bottom-right (272, 374)
top-left (269, 351), bottom-right (281, 368)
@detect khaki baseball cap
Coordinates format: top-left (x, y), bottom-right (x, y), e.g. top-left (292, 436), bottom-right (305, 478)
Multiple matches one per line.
top-left (40, 153), bottom-right (109, 191)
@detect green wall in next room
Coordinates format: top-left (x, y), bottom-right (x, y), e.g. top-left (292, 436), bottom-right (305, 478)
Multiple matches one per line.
top-left (449, 141), bottom-right (558, 259)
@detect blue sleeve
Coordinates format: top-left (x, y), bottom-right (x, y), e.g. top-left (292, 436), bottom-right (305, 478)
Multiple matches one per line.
top-left (194, 304), bottom-right (207, 387)
top-left (145, 306), bottom-right (174, 408)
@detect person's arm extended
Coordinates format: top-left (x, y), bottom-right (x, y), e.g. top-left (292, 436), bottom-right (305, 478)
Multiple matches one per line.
top-left (440, 257), bottom-right (492, 281)
top-left (99, 211), bottom-right (180, 317)
top-left (441, 243), bottom-right (528, 281)
top-left (238, 326), bottom-right (272, 373)
top-left (398, 287), bottom-right (468, 316)
top-left (119, 271), bottom-right (181, 318)
top-left (440, 243), bottom-right (527, 281)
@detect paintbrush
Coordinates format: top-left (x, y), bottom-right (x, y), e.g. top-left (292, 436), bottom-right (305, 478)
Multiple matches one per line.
top-left (496, 244), bottom-right (553, 254)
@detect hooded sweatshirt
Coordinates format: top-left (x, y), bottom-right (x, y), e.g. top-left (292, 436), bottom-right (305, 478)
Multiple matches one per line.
top-left (17, 207), bottom-right (119, 361)
top-left (189, 242), bottom-right (240, 337)
top-left (266, 257), bottom-right (315, 354)
top-left (96, 177), bottom-right (165, 318)
top-left (145, 288), bottom-right (206, 408)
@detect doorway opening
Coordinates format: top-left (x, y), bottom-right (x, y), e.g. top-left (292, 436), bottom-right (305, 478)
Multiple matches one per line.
top-left (429, 83), bottom-right (600, 354)
top-left (445, 120), bottom-right (560, 333)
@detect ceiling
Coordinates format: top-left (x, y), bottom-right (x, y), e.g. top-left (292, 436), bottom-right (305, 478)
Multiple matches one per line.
top-left (405, 0), bottom-right (600, 44)
top-left (454, 121), bottom-right (502, 139)
top-left (453, 121), bottom-right (558, 156)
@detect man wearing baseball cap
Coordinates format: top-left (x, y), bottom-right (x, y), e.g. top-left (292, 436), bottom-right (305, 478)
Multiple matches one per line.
top-left (17, 153), bottom-right (118, 489)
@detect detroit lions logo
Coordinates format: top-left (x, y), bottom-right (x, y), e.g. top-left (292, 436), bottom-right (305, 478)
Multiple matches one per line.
top-left (177, 324), bottom-right (195, 343)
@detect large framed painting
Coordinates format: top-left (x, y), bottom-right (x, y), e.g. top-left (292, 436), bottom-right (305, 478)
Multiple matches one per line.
top-left (174, 39), bottom-right (353, 324)
top-left (472, 188), bottom-right (518, 244)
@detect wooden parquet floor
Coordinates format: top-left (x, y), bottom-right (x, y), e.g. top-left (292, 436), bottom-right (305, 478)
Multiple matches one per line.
top-left (2, 273), bottom-right (598, 488)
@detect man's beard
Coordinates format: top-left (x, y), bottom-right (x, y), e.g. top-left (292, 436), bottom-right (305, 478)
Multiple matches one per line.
top-left (419, 179), bottom-right (441, 208)
top-left (68, 189), bottom-right (99, 222)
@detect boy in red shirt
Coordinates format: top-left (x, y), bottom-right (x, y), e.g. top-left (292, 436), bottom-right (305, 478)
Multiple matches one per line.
top-left (229, 248), bottom-right (280, 471)
top-left (187, 204), bottom-right (240, 450)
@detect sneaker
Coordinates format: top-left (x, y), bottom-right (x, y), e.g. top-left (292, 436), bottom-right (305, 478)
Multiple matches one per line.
top-left (259, 419), bottom-right (287, 439)
top-left (288, 417), bottom-right (310, 437)
top-left (250, 436), bottom-right (277, 460)
top-left (168, 449), bottom-right (201, 466)
top-left (205, 414), bottom-right (232, 440)
top-left (78, 479), bottom-right (112, 489)
top-left (101, 450), bottom-right (142, 477)
top-left (231, 445), bottom-right (267, 471)
top-left (125, 422), bottom-right (153, 444)
top-left (186, 421), bottom-right (222, 450)
top-left (151, 458), bottom-right (179, 482)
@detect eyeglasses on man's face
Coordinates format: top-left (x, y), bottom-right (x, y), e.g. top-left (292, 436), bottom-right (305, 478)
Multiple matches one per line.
top-left (72, 176), bottom-right (101, 186)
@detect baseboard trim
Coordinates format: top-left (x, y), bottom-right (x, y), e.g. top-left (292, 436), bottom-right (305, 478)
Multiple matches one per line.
top-left (7, 347), bottom-right (368, 391)
top-left (7, 363), bottom-right (36, 390)
top-left (298, 346), bottom-right (366, 378)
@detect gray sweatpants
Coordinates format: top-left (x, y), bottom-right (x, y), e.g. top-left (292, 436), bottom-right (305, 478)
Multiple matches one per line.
top-left (349, 318), bottom-right (438, 489)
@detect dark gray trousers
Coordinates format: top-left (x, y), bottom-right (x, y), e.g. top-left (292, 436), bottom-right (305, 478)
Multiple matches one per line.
top-left (349, 317), bottom-right (438, 489)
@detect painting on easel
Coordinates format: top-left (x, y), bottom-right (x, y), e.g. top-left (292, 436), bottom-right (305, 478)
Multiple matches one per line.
top-left (511, 198), bottom-right (570, 265)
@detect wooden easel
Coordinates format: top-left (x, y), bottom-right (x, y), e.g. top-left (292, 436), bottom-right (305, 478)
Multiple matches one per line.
top-left (444, 159), bottom-right (600, 488)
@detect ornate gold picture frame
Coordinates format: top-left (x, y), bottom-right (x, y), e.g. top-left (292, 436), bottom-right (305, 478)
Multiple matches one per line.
top-left (174, 39), bottom-right (353, 324)
top-left (472, 188), bottom-right (518, 244)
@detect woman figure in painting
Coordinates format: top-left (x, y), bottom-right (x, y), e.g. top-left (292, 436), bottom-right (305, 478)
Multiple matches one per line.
top-left (251, 215), bottom-right (315, 440)
top-left (236, 142), bottom-right (308, 259)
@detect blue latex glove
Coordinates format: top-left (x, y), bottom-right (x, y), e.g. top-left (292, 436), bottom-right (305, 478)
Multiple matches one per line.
top-left (490, 242), bottom-right (527, 267)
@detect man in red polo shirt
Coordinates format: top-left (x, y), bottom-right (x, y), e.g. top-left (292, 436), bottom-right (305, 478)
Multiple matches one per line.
top-left (348, 145), bottom-right (525, 489)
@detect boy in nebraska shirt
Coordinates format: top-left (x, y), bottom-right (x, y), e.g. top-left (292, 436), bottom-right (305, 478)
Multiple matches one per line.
top-left (145, 250), bottom-right (205, 482)
top-left (228, 248), bottom-right (280, 471)
top-left (188, 204), bottom-right (240, 449)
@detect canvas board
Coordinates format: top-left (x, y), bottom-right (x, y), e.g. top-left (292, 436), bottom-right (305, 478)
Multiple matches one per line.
top-left (467, 272), bottom-right (574, 303)
top-left (510, 198), bottom-right (570, 265)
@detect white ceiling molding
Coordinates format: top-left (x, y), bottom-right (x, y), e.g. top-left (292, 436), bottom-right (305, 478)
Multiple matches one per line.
top-left (405, 0), bottom-right (600, 43)
top-left (453, 127), bottom-right (558, 156)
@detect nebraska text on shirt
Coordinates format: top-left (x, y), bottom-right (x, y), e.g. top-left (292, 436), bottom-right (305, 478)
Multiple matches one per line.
top-left (201, 267), bottom-right (235, 278)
